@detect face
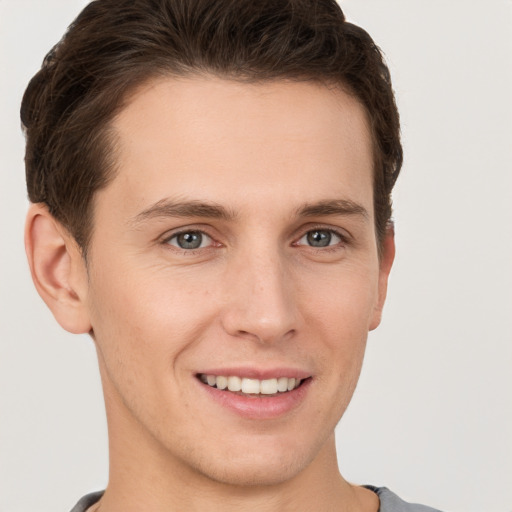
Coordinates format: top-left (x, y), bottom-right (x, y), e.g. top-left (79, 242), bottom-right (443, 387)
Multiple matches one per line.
top-left (82, 76), bottom-right (392, 486)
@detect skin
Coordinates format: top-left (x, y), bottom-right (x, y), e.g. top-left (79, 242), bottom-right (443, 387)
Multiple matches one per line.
top-left (25, 76), bottom-right (394, 511)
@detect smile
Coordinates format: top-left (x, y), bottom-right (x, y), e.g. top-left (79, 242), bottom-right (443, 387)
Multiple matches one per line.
top-left (198, 374), bottom-right (304, 395)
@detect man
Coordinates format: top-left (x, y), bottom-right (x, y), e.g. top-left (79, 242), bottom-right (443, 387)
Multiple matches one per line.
top-left (21, 0), bottom-right (442, 510)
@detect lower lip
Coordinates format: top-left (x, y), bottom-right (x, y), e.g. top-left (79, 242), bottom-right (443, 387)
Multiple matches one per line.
top-left (197, 378), bottom-right (312, 419)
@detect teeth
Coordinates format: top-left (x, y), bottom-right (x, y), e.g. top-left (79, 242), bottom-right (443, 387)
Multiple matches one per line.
top-left (216, 375), bottom-right (228, 390)
top-left (227, 376), bottom-right (242, 392)
top-left (200, 374), bottom-right (304, 394)
top-left (277, 377), bottom-right (288, 392)
top-left (260, 378), bottom-right (278, 395)
top-left (242, 378), bottom-right (260, 394)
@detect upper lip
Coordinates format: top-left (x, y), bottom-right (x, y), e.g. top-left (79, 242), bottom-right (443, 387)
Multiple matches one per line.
top-left (196, 367), bottom-right (312, 380)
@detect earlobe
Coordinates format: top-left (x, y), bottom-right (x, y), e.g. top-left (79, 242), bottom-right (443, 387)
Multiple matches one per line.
top-left (369, 225), bottom-right (396, 331)
top-left (25, 203), bottom-right (92, 334)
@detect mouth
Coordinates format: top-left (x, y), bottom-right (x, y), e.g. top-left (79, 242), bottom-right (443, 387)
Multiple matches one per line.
top-left (195, 368), bottom-right (313, 418)
top-left (197, 373), bottom-right (307, 397)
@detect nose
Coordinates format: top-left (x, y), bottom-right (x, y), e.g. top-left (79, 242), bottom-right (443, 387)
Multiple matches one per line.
top-left (220, 248), bottom-right (298, 345)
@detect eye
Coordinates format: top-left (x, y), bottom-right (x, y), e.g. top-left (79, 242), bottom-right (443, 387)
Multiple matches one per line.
top-left (297, 229), bottom-right (343, 248)
top-left (166, 231), bottom-right (213, 250)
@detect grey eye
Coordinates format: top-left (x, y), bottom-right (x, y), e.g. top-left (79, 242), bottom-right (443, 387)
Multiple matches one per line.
top-left (168, 231), bottom-right (211, 249)
top-left (298, 229), bottom-right (341, 248)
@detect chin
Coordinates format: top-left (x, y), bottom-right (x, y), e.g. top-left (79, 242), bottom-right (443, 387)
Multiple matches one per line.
top-left (199, 457), bottom-right (307, 488)
top-left (184, 435), bottom-right (323, 488)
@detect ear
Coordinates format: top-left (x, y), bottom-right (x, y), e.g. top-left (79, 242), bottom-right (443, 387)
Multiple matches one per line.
top-left (369, 224), bottom-right (395, 331)
top-left (25, 203), bottom-right (92, 334)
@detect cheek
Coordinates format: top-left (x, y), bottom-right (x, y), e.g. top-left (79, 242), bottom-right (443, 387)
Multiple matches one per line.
top-left (86, 268), bottom-right (222, 438)
top-left (86, 263), bottom-right (218, 387)
top-left (302, 263), bottom-right (379, 335)
top-left (299, 264), bottom-right (378, 390)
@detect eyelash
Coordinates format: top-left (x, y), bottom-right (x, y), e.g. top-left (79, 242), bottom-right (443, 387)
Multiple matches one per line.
top-left (162, 228), bottom-right (219, 254)
top-left (293, 226), bottom-right (348, 252)
top-left (161, 225), bottom-right (349, 254)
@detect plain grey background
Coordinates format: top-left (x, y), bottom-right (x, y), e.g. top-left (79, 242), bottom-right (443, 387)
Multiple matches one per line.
top-left (1, 1), bottom-right (511, 511)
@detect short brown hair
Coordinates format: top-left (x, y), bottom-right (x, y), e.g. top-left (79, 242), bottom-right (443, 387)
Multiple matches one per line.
top-left (21, 0), bottom-right (402, 256)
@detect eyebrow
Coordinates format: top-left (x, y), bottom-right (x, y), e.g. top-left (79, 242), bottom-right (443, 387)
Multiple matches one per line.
top-left (130, 198), bottom-right (236, 226)
top-left (295, 199), bottom-right (369, 221)
top-left (130, 197), bottom-right (369, 227)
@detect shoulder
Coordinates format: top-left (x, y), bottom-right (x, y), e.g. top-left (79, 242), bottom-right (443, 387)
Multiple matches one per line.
top-left (70, 487), bottom-right (444, 512)
top-left (69, 491), bottom-right (104, 512)
top-left (364, 486), bottom-right (445, 512)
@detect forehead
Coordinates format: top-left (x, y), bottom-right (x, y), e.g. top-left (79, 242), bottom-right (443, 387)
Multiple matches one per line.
top-left (103, 76), bottom-right (374, 220)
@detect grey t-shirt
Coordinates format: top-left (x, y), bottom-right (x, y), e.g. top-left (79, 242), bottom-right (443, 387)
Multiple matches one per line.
top-left (70, 487), bottom-right (444, 511)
